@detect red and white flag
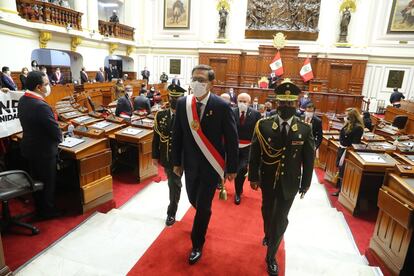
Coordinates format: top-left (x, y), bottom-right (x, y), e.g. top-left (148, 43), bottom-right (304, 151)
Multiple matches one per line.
top-left (269, 51), bottom-right (284, 76)
top-left (300, 58), bottom-right (314, 82)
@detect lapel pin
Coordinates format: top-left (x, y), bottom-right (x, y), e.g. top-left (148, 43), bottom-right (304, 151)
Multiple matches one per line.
top-left (272, 122), bottom-right (278, 130)
top-left (299, 134), bottom-right (302, 139)
top-left (292, 124), bottom-right (298, 132)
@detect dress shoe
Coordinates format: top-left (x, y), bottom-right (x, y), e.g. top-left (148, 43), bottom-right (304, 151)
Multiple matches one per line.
top-left (262, 237), bottom-right (268, 246)
top-left (165, 216), bottom-right (176, 226)
top-left (188, 248), bottom-right (202, 265)
top-left (234, 194), bottom-right (241, 205)
top-left (331, 191), bottom-right (340, 197)
top-left (266, 257), bottom-right (279, 276)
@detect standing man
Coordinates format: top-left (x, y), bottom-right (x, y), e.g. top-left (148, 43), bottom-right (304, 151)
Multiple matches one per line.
top-left (133, 89), bottom-right (151, 114)
top-left (115, 85), bottom-right (133, 117)
top-left (160, 72), bottom-right (169, 83)
top-left (249, 80), bottom-right (314, 276)
top-left (109, 10), bottom-right (119, 23)
top-left (233, 92), bottom-right (261, 205)
top-left (141, 66), bottom-right (150, 82)
top-left (227, 88), bottom-right (237, 106)
top-left (390, 88), bottom-right (405, 108)
top-left (172, 64), bottom-right (238, 264)
top-left (80, 67), bottom-right (89, 84)
top-left (50, 67), bottom-right (63, 85)
top-left (18, 71), bottom-right (63, 218)
top-left (95, 67), bottom-right (105, 83)
top-left (172, 75), bottom-right (181, 86)
top-left (153, 84), bottom-right (186, 226)
top-left (303, 103), bottom-right (323, 149)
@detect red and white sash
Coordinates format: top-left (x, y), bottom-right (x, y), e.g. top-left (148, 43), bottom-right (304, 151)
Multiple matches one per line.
top-left (239, 139), bottom-right (251, 148)
top-left (24, 91), bottom-right (58, 121)
top-left (186, 95), bottom-right (225, 179)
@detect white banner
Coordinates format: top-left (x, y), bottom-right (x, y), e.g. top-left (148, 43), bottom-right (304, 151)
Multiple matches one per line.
top-left (0, 91), bottom-right (24, 138)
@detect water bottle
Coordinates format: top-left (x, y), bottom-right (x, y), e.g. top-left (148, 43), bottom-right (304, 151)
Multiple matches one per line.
top-left (68, 123), bottom-right (74, 137)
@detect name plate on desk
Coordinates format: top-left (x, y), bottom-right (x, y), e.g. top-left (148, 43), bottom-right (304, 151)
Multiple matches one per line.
top-left (358, 152), bottom-right (387, 163)
top-left (122, 128), bottom-right (143, 136)
top-left (91, 121), bottom-right (111, 129)
top-left (60, 137), bottom-right (85, 148)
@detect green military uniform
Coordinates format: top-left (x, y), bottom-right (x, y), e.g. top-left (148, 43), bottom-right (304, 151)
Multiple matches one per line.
top-left (152, 85), bottom-right (185, 222)
top-left (248, 80), bottom-right (315, 273)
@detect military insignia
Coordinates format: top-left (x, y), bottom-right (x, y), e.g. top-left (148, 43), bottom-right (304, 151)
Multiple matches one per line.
top-left (191, 120), bottom-right (200, 131)
top-left (299, 134), bottom-right (302, 139)
top-left (292, 141), bottom-right (304, 145)
top-left (209, 110), bottom-right (213, 115)
top-left (272, 122), bottom-right (278, 130)
top-left (291, 124), bottom-right (298, 132)
top-left (285, 90), bottom-right (291, 95)
top-left (268, 138), bottom-right (271, 142)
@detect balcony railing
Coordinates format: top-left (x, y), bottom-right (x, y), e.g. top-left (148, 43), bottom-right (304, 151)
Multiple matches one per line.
top-left (99, 20), bottom-right (135, 41)
top-left (16, 0), bottom-right (83, 30)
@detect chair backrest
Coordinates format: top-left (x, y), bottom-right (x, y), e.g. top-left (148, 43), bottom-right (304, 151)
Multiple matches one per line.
top-left (258, 76), bottom-right (269, 88)
top-left (0, 170), bottom-right (35, 194)
top-left (392, 115), bottom-right (408, 130)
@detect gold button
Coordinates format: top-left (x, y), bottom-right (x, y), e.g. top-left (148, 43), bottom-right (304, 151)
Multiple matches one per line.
top-left (282, 164), bottom-right (285, 167)
top-left (281, 172), bottom-right (284, 175)
top-left (283, 147), bottom-right (286, 150)
top-left (282, 155), bottom-right (285, 159)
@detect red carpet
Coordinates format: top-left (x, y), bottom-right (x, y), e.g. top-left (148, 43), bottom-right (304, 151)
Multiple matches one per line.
top-left (2, 167), bottom-right (166, 271)
top-left (128, 182), bottom-right (284, 276)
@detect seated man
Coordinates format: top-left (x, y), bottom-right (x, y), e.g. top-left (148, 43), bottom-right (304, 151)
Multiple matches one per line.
top-left (1, 67), bottom-right (17, 91)
top-left (134, 89), bottom-right (151, 115)
top-left (50, 67), bottom-right (63, 85)
top-left (264, 101), bottom-right (277, 118)
top-left (109, 10), bottom-right (119, 23)
top-left (115, 85), bottom-right (133, 117)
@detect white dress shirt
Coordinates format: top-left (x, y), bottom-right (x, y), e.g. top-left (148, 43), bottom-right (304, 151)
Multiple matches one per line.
top-left (196, 92), bottom-right (210, 120)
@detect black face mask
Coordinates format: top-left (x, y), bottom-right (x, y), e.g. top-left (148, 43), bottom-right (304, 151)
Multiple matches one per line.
top-left (169, 98), bottom-right (178, 110)
top-left (278, 106), bottom-right (296, 120)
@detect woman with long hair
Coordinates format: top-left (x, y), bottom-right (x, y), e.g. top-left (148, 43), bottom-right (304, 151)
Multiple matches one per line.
top-left (332, 108), bottom-right (364, 196)
top-left (19, 67), bottom-right (29, 90)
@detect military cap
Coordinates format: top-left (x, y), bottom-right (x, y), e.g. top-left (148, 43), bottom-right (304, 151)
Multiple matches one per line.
top-left (274, 78), bottom-right (301, 101)
top-left (168, 84), bottom-right (186, 97)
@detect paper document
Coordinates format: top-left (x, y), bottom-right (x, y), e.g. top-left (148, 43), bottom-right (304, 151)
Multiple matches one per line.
top-left (60, 137), bottom-right (85, 148)
top-left (358, 153), bottom-right (386, 163)
top-left (91, 121), bottom-right (111, 129)
top-left (64, 111), bottom-right (78, 117)
top-left (122, 128), bottom-right (143, 136)
top-left (73, 116), bottom-right (90, 123)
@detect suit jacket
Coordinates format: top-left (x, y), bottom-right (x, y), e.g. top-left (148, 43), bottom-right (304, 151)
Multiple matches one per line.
top-left (308, 115), bottom-right (323, 149)
top-left (172, 78), bottom-right (181, 86)
top-left (172, 93), bottom-right (239, 178)
top-left (133, 95), bottom-right (151, 114)
top-left (233, 107), bottom-right (261, 142)
top-left (106, 67), bottom-right (116, 81)
top-left (51, 72), bottom-right (64, 84)
top-left (95, 71), bottom-right (105, 82)
top-left (152, 109), bottom-right (175, 168)
top-left (248, 115), bottom-right (315, 199)
top-left (18, 95), bottom-right (62, 159)
top-left (1, 75), bottom-right (17, 91)
top-left (141, 70), bottom-right (150, 80)
top-left (115, 95), bottom-right (133, 117)
top-left (227, 92), bottom-right (237, 104)
top-left (80, 71), bottom-right (88, 84)
top-left (19, 74), bottom-right (28, 90)
top-left (264, 109), bottom-right (277, 118)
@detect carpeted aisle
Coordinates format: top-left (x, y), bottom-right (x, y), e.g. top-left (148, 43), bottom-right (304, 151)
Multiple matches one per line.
top-left (128, 183), bottom-right (284, 276)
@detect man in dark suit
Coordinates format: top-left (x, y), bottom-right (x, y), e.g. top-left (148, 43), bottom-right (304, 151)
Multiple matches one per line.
top-left (18, 71), bottom-right (63, 218)
top-left (106, 64), bottom-right (116, 81)
top-left (233, 92), bottom-right (261, 205)
top-left (133, 89), bottom-right (151, 114)
top-left (80, 67), bottom-right (89, 84)
top-left (172, 64), bottom-right (238, 265)
top-left (172, 75), bottom-right (181, 86)
top-left (1, 67), bottom-right (17, 91)
top-left (50, 67), bottom-right (64, 85)
top-left (141, 67), bottom-right (150, 81)
top-left (390, 88), bottom-right (405, 108)
top-left (115, 85), bottom-right (133, 117)
top-left (303, 103), bottom-right (323, 149)
top-left (249, 80), bottom-right (315, 276)
top-left (160, 72), bottom-right (168, 83)
top-left (264, 101), bottom-right (277, 118)
top-left (95, 67), bottom-right (105, 83)
top-left (153, 84), bottom-right (186, 226)
top-left (227, 88), bottom-right (237, 106)
top-left (268, 72), bottom-right (279, 89)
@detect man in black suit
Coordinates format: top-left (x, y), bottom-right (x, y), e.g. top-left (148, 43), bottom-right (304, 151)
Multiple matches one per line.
top-left (227, 88), bottom-right (237, 106)
top-left (1, 67), bottom-right (17, 91)
top-left (390, 88), bottom-right (405, 108)
top-left (141, 67), bottom-right (150, 81)
top-left (80, 67), bottom-right (89, 84)
top-left (172, 75), bottom-right (181, 86)
top-left (95, 67), bottom-right (105, 83)
top-left (303, 103), bottom-right (323, 149)
top-left (264, 101), bottom-right (277, 118)
top-left (18, 71), bottom-right (63, 218)
top-left (268, 72), bottom-right (278, 89)
top-left (50, 67), bottom-right (64, 85)
top-left (172, 64), bottom-right (238, 265)
top-left (115, 85), bottom-right (133, 117)
top-left (233, 92), bottom-right (261, 205)
top-left (133, 89), bottom-right (151, 114)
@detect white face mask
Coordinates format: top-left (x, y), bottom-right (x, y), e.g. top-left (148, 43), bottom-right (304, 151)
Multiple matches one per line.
top-left (238, 102), bottom-right (248, 113)
top-left (127, 91), bottom-right (133, 98)
top-left (191, 81), bottom-right (208, 98)
top-left (305, 111), bottom-right (313, 118)
top-left (44, 84), bottom-right (51, 97)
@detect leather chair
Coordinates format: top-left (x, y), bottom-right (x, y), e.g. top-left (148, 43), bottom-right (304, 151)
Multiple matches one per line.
top-left (0, 170), bottom-right (43, 235)
top-left (392, 115), bottom-right (408, 130)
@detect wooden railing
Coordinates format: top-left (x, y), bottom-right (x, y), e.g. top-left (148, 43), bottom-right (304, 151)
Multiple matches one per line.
top-left (16, 0), bottom-right (83, 30)
top-left (99, 20), bottom-right (135, 41)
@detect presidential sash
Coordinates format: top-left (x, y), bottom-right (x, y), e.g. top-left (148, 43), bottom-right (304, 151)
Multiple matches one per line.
top-left (186, 95), bottom-right (225, 179)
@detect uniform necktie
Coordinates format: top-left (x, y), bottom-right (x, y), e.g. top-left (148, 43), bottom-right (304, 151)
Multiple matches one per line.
top-left (196, 102), bottom-right (203, 119)
top-left (281, 121), bottom-right (288, 142)
top-left (240, 111), bottom-right (245, 125)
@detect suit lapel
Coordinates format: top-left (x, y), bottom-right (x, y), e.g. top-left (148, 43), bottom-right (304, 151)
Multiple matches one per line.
top-left (201, 94), bottom-right (213, 124)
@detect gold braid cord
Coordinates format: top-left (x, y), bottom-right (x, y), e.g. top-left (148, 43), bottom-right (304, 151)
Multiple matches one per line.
top-left (153, 111), bottom-right (171, 161)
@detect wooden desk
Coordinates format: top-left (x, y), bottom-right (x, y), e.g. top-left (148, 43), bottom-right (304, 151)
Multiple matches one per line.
top-left (114, 127), bottom-right (157, 181)
top-left (362, 133), bottom-right (387, 143)
top-left (75, 83), bottom-right (113, 106)
top-left (59, 110), bottom-right (84, 121)
top-left (45, 84), bottom-right (74, 106)
top-left (59, 137), bottom-right (112, 213)
top-left (324, 139), bottom-right (340, 184)
top-left (369, 170), bottom-right (414, 276)
top-left (339, 151), bottom-right (399, 215)
top-left (319, 134), bottom-right (339, 170)
top-left (384, 106), bottom-right (414, 134)
top-left (88, 121), bottom-right (126, 137)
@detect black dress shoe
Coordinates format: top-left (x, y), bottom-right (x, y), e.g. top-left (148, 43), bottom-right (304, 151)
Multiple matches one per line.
top-left (188, 248), bottom-right (202, 265)
top-left (165, 216), bottom-right (176, 226)
top-left (332, 191), bottom-right (340, 197)
top-left (234, 194), bottom-right (241, 205)
top-left (262, 237), bottom-right (268, 246)
top-left (266, 258), bottom-right (279, 276)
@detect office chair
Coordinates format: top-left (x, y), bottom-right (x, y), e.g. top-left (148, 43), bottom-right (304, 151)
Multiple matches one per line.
top-left (392, 115), bottom-right (408, 130)
top-left (0, 170), bottom-right (44, 235)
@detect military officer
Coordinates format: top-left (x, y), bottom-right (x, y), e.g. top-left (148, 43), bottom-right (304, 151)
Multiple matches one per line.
top-left (160, 72), bottom-right (169, 83)
top-left (152, 84), bottom-right (186, 226)
top-left (248, 79), bottom-right (315, 276)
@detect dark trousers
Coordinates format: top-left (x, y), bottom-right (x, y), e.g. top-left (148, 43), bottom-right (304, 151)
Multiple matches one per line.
top-left (27, 156), bottom-right (57, 214)
top-left (335, 147), bottom-right (346, 190)
top-left (234, 147), bottom-right (249, 196)
top-left (261, 183), bottom-right (295, 260)
top-left (164, 167), bottom-right (182, 217)
top-left (185, 165), bottom-right (219, 249)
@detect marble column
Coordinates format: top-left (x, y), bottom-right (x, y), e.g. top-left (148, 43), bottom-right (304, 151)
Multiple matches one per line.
top-left (124, 0), bottom-right (140, 41)
top-left (0, 0), bottom-right (17, 14)
top-left (87, 0), bottom-right (99, 33)
top-left (74, 0), bottom-right (88, 30)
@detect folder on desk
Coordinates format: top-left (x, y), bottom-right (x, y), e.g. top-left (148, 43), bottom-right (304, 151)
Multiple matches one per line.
top-left (73, 116), bottom-right (90, 123)
top-left (122, 128), bottom-right (143, 136)
top-left (60, 137), bottom-right (85, 148)
top-left (91, 121), bottom-right (111, 129)
top-left (358, 152), bottom-right (386, 163)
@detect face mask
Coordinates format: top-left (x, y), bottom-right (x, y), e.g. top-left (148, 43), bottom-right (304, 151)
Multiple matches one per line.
top-left (278, 106), bottom-right (296, 120)
top-left (169, 98), bottom-right (178, 110)
top-left (238, 102), bottom-right (248, 113)
top-left (43, 84), bottom-right (51, 97)
top-left (126, 91), bottom-right (133, 98)
top-left (191, 81), bottom-right (208, 98)
top-left (253, 101), bottom-right (258, 106)
top-left (305, 111), bottom-right (314, 118)
top-left (344, 117), bottom-right (349, 124)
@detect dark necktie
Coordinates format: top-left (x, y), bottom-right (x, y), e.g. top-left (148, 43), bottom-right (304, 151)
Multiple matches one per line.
top-left (196, 102), bottom-right (203, 119)
top-left (171, 113), bottom-right (175, 127)
top-left (240, 111), bottom-right (246, 125)
top-left (281, 121), bottom-right (288, 142)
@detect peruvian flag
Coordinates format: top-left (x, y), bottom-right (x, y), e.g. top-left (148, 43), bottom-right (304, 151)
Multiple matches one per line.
top-left (300, 58), bottom-right (314, 82)
top-left (269, 51), bottom-right (284, 76)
